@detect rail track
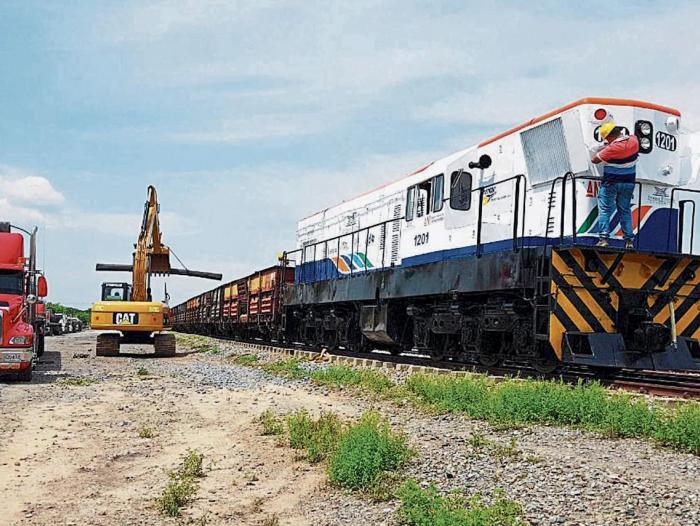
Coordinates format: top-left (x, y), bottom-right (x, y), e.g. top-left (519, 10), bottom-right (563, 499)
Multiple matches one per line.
top-left (180, 333), bottom-right (700, 400)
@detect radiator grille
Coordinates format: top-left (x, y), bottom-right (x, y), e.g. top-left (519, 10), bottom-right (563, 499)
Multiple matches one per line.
top-left (390, 204), bottom-right (401, 264)
top-left (521, 117), bottom-right (571, 185)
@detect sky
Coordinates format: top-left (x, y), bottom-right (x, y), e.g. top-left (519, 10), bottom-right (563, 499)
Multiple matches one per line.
top-left (2, 0), bottom-right (700, 308)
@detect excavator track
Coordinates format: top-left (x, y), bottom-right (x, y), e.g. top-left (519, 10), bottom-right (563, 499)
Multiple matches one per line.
top-left (95, 333), bottom-right (121, 357)
top-left (153, 333), bottom-right (176, 357)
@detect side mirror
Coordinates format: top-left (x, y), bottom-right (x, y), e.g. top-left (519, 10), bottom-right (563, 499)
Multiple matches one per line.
top-left (37, 275), bottom-right (48, 298)
top-left (468, 154), bottom-right (493, 170)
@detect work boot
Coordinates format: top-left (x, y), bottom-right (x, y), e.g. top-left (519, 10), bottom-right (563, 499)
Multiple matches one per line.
top-left (625, 239), bottom-right (634, 250)
top-left (595, 238), bottom-right (609, 248)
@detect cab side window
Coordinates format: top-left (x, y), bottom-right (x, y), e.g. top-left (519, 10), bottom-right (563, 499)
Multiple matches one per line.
top-left (407, 174), bottom-right (445, 220)
top-left (416, 179), bottom-right (431, 218)
top-left (432, 174), bottom-right (444, 212)
top-left (406, 186), bottom-right (416, 221)
top-left (450, 170), bottom-right (472, 211)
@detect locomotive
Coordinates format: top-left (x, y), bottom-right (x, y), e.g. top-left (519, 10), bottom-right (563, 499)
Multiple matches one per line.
top-left (173, 97), bottom-right (700, 373)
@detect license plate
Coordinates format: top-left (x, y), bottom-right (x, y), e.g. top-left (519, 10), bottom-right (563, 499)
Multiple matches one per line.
top-left (113, 313), bottom-right (139, 325)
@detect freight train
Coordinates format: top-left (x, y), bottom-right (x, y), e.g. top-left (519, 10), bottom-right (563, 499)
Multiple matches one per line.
top-left (172, 97), bottom-right (700, 373)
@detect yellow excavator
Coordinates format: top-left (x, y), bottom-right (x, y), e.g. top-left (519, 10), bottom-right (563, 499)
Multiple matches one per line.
top-left (90, 185), bottom-right (221, 356)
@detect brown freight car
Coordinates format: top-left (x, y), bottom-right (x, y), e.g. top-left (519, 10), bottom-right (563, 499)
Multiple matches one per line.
top-left (172, 264), bottom-right (294, 341)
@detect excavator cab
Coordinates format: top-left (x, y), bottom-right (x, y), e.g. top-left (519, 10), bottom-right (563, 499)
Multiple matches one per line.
top-left (101, 282), bottom-right (131, 302)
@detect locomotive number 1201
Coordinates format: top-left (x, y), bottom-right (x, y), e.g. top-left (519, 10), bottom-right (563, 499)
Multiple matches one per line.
top-left (414, 233), bottom-right (429, 246)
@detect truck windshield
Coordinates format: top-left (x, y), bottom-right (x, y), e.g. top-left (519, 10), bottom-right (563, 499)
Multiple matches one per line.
top-left (0, 270), bottom-right (24, 295)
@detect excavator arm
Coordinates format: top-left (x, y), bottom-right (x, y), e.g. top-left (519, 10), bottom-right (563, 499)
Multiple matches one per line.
top-left (96, 186), bottom-right (221, 300)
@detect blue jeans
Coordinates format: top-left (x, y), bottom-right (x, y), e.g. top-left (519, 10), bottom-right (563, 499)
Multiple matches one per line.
top-left (598, 182), bottom-right (635, 240)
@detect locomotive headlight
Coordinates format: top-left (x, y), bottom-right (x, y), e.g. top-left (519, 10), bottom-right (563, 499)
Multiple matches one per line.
top-left (639, 122), bottom-right (652, 135)
top-left (640, 137), bottom-right (651, 149)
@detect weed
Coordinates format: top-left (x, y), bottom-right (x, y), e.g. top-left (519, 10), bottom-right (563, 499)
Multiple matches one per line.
top-left (136, 367), bottom-right (150, 376)
top-left (262, 515), bottom-right (280, 526)
top-left (179, 450), bottom-right (205, 479)
top-left (57, 377), bottom-right (98, 387)
top-left (233, 354), bottom-right (259, 366)
top-left (524, 454), bottom-right (545, 464)
top-left (327, 411), bottom-right (410, 491)
top-left (138, 426), bottom-right (155, 439)
top-left (310, 365), bottom-right (394, 395)
top-left (157, 450), bottom-right (205, 517)
top-left (467, 432), bottom-right (493, 450)
top-left (491, 438), bottom-right (521, 460)
top-left (396, 480), bottom-right (525, 526)
top-left (259, 409), bottom-right (285, 436)
top-left (286, 410), bottom-right (344, 463)
top-left (158, 476), bottom-right (197, 517)
top-left (655, 403), bottom-right (700, 454)
top-left (287, 410), bottom-right (314, 449)
top-left (365, 470), bottom-right (405, 502)
top-left (262, 358), bottom-right (308, 379)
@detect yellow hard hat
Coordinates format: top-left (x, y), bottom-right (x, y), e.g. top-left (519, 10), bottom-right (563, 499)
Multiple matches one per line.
top-left (599, 121), bottom-right (616, 140)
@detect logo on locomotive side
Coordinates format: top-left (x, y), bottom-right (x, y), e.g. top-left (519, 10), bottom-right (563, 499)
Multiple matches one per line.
top-left (330, 252), bottom-right (374, 274)
top-left (649, 186), bottom-right (670, 205)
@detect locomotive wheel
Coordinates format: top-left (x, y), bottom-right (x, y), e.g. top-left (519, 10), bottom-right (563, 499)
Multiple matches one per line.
top-left (478, 352), bottom-right (501, 367)
top-left (478, 334), bottom-right (502, 367)
top-left (95, 333), bottom-right (120, 357)
top-left (153, 333), bottom-right (177, 357)
top-left (532, 344), bottom-right (560, 374)
top-left (323, 330), bottom-right (339, 351)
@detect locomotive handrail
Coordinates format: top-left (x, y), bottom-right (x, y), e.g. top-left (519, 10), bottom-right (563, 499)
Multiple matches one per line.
top-left (473, 173), bottom-right (527, 257)
top-left (284, 173), bottom-right (529, 282)
top-left (678, 200), bottom-right (696, 253)
top-left (666, 188), bottom-right (700, 252)
top-left (543, 173), bottom-right (643, 250)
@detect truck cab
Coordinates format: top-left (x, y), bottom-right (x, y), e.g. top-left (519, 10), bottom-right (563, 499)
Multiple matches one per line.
top-left (0, 222), bottom-right (48, 381)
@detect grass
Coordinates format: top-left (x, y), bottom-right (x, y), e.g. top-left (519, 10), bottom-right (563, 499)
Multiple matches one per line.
top-left (233, 354), bottom-right (259, 366)
top-left (136, 367), bottom-right (150, 376)
top-left (262, 358), bottom-right (307, 379)
top-left (405, 374), bottom-right (700, 455)
top-left (175, 334), bottom-right (220, 354)
top-left (259, 409), bottom-right (285, 436)
top-left (287, 410), bottom-right (344, 463)
top-left (396, 480), bottom-right (525, 526)
top-left (281, 409), bottom-right (410, 492)
top-left (57, 377), bottom-right (98, 386)
top-left (138, 426), bottom-right (155, 439)
top-left (157, 450), bottom-right (205, 517)
top-left (327, 411), bottom-right (411, 491)
top-left (310, 365), bottom-right (394, 395)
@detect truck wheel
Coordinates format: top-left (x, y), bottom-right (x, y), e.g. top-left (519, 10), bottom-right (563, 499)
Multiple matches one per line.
top-left (17, 367), bottom-right (32, 382)
top-left (35, 334), bottom-right (45, 357)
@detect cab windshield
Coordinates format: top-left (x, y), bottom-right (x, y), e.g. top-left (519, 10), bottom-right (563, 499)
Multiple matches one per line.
top-left (0, 270), bottom-right (24, 295)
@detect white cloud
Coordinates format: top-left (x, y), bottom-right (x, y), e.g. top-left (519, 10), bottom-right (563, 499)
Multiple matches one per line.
top-left (0, 165), bottom-right (65, 206)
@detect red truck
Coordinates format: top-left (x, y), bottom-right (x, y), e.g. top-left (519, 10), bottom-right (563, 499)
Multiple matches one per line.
top-left (0, 222), bottom-right (48, 381)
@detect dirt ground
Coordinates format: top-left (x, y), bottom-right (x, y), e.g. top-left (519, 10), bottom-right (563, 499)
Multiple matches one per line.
top-left (0, 332), bottom-right (360, 526)
top-left (2, 331), bottom-right (699, 526)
